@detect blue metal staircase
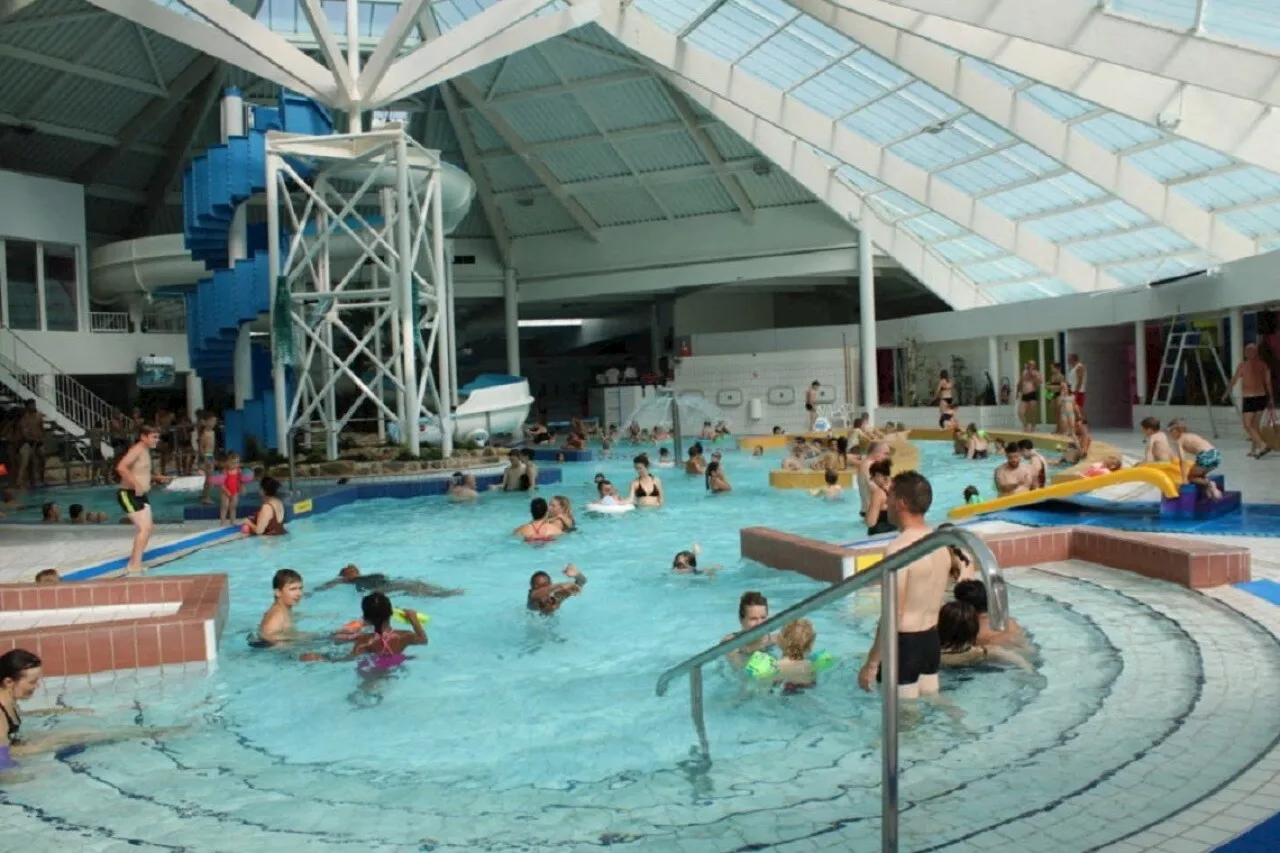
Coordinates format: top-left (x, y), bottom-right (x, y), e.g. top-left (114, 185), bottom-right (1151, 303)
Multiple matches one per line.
top-left (181, 89), bottom-right (334, 451)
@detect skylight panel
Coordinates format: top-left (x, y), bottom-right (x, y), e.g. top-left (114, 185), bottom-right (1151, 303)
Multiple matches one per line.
top-left (961, 57), bottom-right (1026, 88)
top-left (1075, 113), bottom-right (1165, 152)
top-left (1019, 85), bottom-right (1094, 121)
top-left (741, 27), bottom-right (833, 88)
top-left (1126, 139), bottom-right (1234, 182)
top-left (901, 212), bottom-right (965, 241)
top-left (933, 236), bottom-right (1005, 263)
top-left (793, 61), bottom-right (888, 116)
top-left (844, 93), bottom-right (933, 145)
top-left (964, 256), bottom-right (1039, 284)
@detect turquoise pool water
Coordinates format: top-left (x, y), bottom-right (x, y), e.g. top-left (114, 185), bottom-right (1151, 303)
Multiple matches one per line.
top-left (8, 447), bottom-right (1278, 851)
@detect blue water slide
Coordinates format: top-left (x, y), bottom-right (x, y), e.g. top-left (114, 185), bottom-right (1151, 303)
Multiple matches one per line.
top-left (181, 89), bottom-right (334, 451)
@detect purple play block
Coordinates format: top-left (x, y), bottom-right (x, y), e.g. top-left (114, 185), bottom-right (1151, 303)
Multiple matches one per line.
top-left (1160, 479), bottom-right (1241, 519)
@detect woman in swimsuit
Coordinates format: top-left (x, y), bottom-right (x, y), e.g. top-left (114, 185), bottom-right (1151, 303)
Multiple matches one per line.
top-left (705, 460), bottom-right (732, 493)
top-left (863, 458), bottom-right (896, 536)
top-left (549, 495), bottom-right (576, 532)
top-left (514, 497), bottom-right (563, 543)
top-left (724, 591), bottom-right (775, 670)
top-left (684, 445), bottom-right (706, 476)
top-left (935, 370), bottom-right (954, 411)
top-left (937, 601), bottom-right (1031, 671)
top-left (243, 476), bottom-right (287, 536)
top-left (629, 455), bottom-right (664, 507)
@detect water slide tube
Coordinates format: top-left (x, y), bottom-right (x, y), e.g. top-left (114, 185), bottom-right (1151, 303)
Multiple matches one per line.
top-left (948, 466), bottom-right (1182, 520)
top-left (90, 162), bottom-right (476, 305)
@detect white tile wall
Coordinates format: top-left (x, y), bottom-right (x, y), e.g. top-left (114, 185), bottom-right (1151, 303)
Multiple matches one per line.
top-left (0, 602), bottom-right (180, 631)
top-left (674, 349), bottom-right (857, 434)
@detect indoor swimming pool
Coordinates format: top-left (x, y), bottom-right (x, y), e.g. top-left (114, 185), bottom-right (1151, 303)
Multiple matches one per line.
top-left (4, 449), bottom-right (1280, 852)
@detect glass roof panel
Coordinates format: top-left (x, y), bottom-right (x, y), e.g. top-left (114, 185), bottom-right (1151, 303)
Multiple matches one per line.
top-left (891, 128), bottom-right (989, 171)
top-left (953, 114), bottom-right (1014, 148)
top-left (1106, 254), bottom-right (1215, 287)
top-left (1220, 203), bottom-right (1280, 237)
top-left (1178, 167), bottom-right (1280, 209)
top-left (632, 0), bottom-right (708, 32)
top-left (985, 279), bottom-right (1076, 302)
top-left (843, 50), bottom-right (911, 89)
top-left (740, 27), bottom-right (831, 89)
top-left (1024, 200), bottom-right (1148, 242)
top-left (843, 93), bottom-right (934, 145)
top-left (1263, 238), bottom-right (1280, 253)
top-left (937, 152), bottom-right (1034, 195)
top-left (1067, 228), bottom-right (1194, 265)
top-left (900, 213), bottom-right (966, 241)
top-left (788, 12), bottom-right (855, 56)
top-left (1111, 0), bottom-right (1198, 28)
top-left (1126, 140), bottom-right (1235, 182)
top-left (793, 61), bottom-right (889, 116)
top-left (867, 190), bottom-right (927, 220)
top-left (686, 1), bottom-right (780, 62)
top-left (984, 174), bottom-right (1107, 219)
top-left (961, 56), bottom-right (1027, 87)
top-left (1203, 0), bottom-right (1280, 50)
top-left (431, 0), bottom-right (500, 32)
top-left (1018, 85), bottom-right (1094, 121)
top-left (933, 236), bottom-right (1005, 263)
top-left (1075, 113), bottom-right (1166, 152)
top-left (834, 163), bottom-right (884, 194)
top-left (963, 257), bottom-right (1040, 284)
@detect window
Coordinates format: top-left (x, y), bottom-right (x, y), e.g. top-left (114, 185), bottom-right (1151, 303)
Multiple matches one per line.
top-left (42, 244), bottom-right (78, 331)
top-left (4, 240), bottom-right (38, 330)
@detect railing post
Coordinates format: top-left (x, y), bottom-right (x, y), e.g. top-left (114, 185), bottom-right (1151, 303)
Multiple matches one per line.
top-left (690, 665), bottom-right (709, 758)
top-left (881, 569), bottom-right (900, 853)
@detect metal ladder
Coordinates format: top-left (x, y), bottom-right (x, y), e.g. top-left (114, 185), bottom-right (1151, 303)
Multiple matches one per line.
top-left (654, 526), bottom-right (1008, 853)
top-left (1151, 319), bottom-right (1232, 438)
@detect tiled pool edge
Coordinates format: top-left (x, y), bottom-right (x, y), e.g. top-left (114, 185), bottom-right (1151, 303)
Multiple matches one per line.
top-left (740, 526), bottom-right (1251, 589)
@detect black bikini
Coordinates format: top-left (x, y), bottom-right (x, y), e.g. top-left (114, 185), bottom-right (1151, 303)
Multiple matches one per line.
top-left (634, 479), bottom-right (661, 499)
top-left (1, 701), bottom-right (21, 745)
top-left (867, 508), bottom-right (895, 536)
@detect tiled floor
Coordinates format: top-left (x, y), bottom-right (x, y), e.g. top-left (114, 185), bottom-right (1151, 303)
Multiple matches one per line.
top-left (0, 522), bottom-right (219, 584)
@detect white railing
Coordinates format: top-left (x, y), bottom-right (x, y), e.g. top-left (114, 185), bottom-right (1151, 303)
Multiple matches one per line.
top-left (143, 305), bottom-right (187, 333)
top-left (90, 312), bottom-right (130, 333)
top-left (0, 330), bottom-right (114, 437)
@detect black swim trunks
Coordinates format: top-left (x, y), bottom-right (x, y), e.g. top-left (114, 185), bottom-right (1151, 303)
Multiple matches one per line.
top-left (877, 628), bottom-right (941, 686)
top-left (1242, 395), bottom-right (1269, 414)
top-left (805, 403), bottom-right (814, 411)
top-left (117, 490), bottom-right (149, 514)
top-left (973, 450), bottom-right (989, 460)
top-left (1021, 392), bottom-right (1037, 403)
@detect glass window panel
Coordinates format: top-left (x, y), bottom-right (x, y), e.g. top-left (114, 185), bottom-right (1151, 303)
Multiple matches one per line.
top-left (1221, 203), bottom-right (1280, 237)
top-left (964, 256), bottom-right (1039, 283)
top-left (892, 128), bottom-right (986, 171)
top-left (1112, 0), bottom-right (1197, 28)
top-left (633, 0), bottom-right (708, 32)
top-left (961, 57), bottom-right (1026, 87)
top-left (1204, 0), bottom-right (1280, 50)
top-left (901, 212), bottom-right (965, 241)
top-left (1126, 139), bottom-right (1234, 182)
top-left (789, 13), bottom-right (854, 56)
top-left (4, 240), bottom-right (39, 330)
top-left (1106, 255), bottom-right (1212, 287)
top-left (939, 155), bottom-right (1033, 195)
top-left (952, 113), bottom-right (1013, 148)
top-left (835, 164), bottom-right (884, 193)
top-left (42, 244), bottom-right (77, 332)
top-left (844, 93), bottom-right (932, 144)
top-left (368, 3), bottom-right (396, 38)
top-left (740, 29), bottom-right (831, 89)
top-left (843, 51), bottom-right (910, 89)
top-left (902, 82), bottom-right (962, 118)
top-left (985, 173), bottom-right (1106, 218)
top-left (688, 0), bottom-right (780, 61)
top-left (321, 0), bottom-right (345, 35)
top-left (1178, 167), bottom-right (1280, 209)
top-left (1002, 143), bottom-right (1059, 176)
top-left (868, 190), bottom-right (926, 219)
top-left (933, 237), bottom-right (1004, 262)
top-left (737, 0), bottom-right (795, 26)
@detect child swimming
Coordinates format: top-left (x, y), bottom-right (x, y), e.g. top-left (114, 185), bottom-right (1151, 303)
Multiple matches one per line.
top-left (527, 565), bottom-right (588, 615)
top-left (775, 619), bottom-right (818, 693)
top-left (672, 544), bottom-right (720, 576)
top-left (301, 592), bottom-right (427, 668)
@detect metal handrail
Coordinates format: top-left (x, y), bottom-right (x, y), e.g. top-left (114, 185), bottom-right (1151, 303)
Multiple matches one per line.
top-left (0, 329), bottom-right (115, 439)
top-left (654, 525), bottom-right (1007, 853)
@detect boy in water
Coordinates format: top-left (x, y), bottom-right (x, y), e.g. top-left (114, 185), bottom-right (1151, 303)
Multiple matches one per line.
top-left (1017, 439), bottom-right (1048, 488)
top-left (672, 544), bottom-right (720, 576)
top-left (858, 471), bottom-right (953, 700)
top-left (1167, 418), bottom-right (1222, 500)
top-left (527, 565), bottom-right (587, 615)
top-left (315, 565), bottom-right (463, 598)
top-left (810, 468), bottom-right (842, 500)
top-left (258, 569), bottom-right (305, 644)
top-left (1139, 416), bottom-right (1174, 463)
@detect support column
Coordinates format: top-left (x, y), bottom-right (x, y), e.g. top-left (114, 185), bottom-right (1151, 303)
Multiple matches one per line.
top-left (1037, 338), bottom-right (1047, 425)
top-left (397, 136), bottom-right (422, 457)
top-left (650, 302), bottom-right (662, 373)
top-left (503, 267), bottom-right (520, 377)
top-left (858, 236), bottom-right (877, 426)
top-left (1227, 307), bottom-right (1244, 407)
top-left (446, 241), bottom-right (459, 408)
top-left (266, 153), bottom-right (289, 452)
top-left (1134, 320), bottom-right (1148, 405)
top-left (986, 336), bottom-right (999, 407)
top-left (185, 371), bottom-right (204, 420)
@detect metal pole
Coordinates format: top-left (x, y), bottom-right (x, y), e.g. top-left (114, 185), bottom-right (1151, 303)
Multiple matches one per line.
top-left (381, 187), bottom-right (406, 438)
top-left (1134, 320), bottom-right (1148, 406)
top-left (880, 569), bottom-right (899, 853)
top-left (690, 666), bottom-right (709, 758)
top-left (267, 154), bottom-right (290, 453)
top-left (503, 267), bottom-right (519, 377)
top-left (346, 0), bottom-right (360, 114)
top-left (446, 239), bottom-right (459, 408)
top-left (431, 169), bottom-right (453, 458)
top-left (670, 392), bottom-right (684, 464)
top-left (318, 209), bottom-right (339, 461)
top-left (396, 134), bottom-right (420, 457)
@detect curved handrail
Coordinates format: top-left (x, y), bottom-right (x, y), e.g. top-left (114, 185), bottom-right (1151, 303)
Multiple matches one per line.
top-left (654, 525), bottom-right (1006, 697)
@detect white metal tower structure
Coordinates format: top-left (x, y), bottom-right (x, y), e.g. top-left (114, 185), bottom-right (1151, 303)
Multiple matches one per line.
top-left (266, 128), bottom-right (452, 459)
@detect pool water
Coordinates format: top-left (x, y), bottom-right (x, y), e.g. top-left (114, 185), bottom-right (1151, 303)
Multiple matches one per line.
top-left (6, 448), bottom-right (1279, 852)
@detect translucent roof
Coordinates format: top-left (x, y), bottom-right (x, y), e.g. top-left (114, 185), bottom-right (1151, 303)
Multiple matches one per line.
top-left (630, 0), bottom-right (1280, 302)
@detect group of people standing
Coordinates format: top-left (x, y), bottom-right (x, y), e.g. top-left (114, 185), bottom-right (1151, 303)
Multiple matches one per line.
top-left (1010, 354), bottom-right (1088, 436)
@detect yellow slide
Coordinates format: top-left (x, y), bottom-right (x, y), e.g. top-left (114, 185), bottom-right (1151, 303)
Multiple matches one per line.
top-left (948, 466), bottom-right (1181, 520)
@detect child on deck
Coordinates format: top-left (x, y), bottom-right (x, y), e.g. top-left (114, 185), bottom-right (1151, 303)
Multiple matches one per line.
top-left (219, 453), bottom-right (242, 526)
top-left (1168, 418), bottom-right (1222, 500)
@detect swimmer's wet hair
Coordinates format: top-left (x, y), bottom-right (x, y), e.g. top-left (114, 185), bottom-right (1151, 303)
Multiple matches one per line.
top-left (739, 591), bottom-right (768, 619)
top-left (938, 601), bottom-right (979, 652)
top-left (273, 568), bottom-right (302, 590)
top-left (868, 459), bottom-right (892, 479)
top-left (954, 580), bottom-right (988, 613)
top-left (779, 619), bottom-right (816, 659)
top-left (1140, 416), bottom-right (1161, 431)
top-left (1016, 439), bottom-right (1035, 451)
top-left (530, 497), bottom-right (549, 519)
top-left (362, 592), bottom-right (393, 631)
top-left (529, 571), bottom-right (551, 587)
top-left (673, 550), bottom-right (697, 569)
top-left (824, 469), bottom-right (837, 485)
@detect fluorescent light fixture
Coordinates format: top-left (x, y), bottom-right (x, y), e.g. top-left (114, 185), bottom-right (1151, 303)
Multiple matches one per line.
top-left (518, 319), bottom-right (584, 328)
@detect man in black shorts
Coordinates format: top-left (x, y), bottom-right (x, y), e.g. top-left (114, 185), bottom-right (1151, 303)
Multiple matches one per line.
top-left (858, 471), bottom-right (951, 700)
top-left (1017, 362), bottom-right (1043, 432)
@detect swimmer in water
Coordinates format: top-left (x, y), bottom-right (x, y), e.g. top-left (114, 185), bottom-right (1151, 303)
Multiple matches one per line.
top-left (937, 601), bottom-right (1032, 671)
top-left (447, 472), bottom-right (479, 502)
top-left (527, 565), bottom-right (587, 615)
top-left (302, 593), bottom-right (427, 668)
top-left (514, 497), bottom-right (564, 543)
top-left (629, 455), bottom-right (664, 507)
top-left (258, 569), bottom-right (305, 644)
top-left (724, 591), bottom-right (775, 670)
top-left (672, 543), bottom-right (720, 576)
top-left (497, 453), bottom-right (526, 492)
top-left (315, 565), bottom-right (463, 598)
top-left (549, 495), bottom-right (576, 532)
top-left (775, 619), bottom-right (818, 693)
top-left (656, 447), bottom-right (674, 467)
top-left (810, 468), bottom-right (842, 499)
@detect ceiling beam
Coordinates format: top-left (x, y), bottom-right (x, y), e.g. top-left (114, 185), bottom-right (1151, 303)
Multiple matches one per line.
top-left (74, 54), bottom-right (221, 184)
top-left (0, 112), bottom-right (165, 156)
top-left (354, 0), bottom-right (425, 103)
top-left (441, 83), bottom-right (512, 268)
top-left (0, 43), bottom-right (164, 96)
top-left (497, 158), bottom-right (764, 197)
top-left (661, 81), bottom-right (755, 224)
top-left (297, 0), bottom-right (357, 103)
top-left (452, 77), bottom-right (602, 242)
top-left (128, 65), bottom-right (225, 236)
top-left (0, 10), bottom-right (108, 33)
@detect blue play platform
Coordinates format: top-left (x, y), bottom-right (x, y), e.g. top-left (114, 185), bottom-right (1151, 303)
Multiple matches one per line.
top-left (989, 497), bottom-right (1280, 539)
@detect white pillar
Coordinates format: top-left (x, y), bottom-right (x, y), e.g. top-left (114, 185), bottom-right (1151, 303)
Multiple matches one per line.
top-left (650, 302), bottom-right (662, 372)
top-left (1228, 307), bottom-right (1244, 407)
top-left (398, 136), bottom-right (422, 457)
top-left (858, 236), bottom-right (877, 426)
top-left (266, 153), bottom-right (290, 452)
top-left (503, 267), bottom-right (520, 377)
top-left (986, 336), bottom-right (999, 407)
top-left (429, 168), bottom-right (452, 458)
top-left (185, 371), bottom-right (204, 420)
top-left (1134, 320), bottom-right (1148, 405)
top-left (446, 241), bottom-right (459, 408)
